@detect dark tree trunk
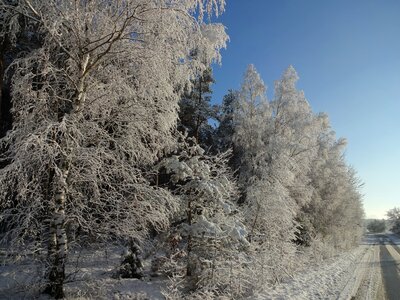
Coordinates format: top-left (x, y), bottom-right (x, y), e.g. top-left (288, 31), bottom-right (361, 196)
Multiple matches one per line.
top-left (45, 227), bottom-right (66, 299)
top-left (194, 79), bottom-right (202, 143)
top-left (0, 34), bottom-right (13, 139)
top-left (0, 39), bottom-right (8, 137)
top-left (0, 45), bottom-right (4, 126)
top-left (186, 197), bottom-right (193, 276)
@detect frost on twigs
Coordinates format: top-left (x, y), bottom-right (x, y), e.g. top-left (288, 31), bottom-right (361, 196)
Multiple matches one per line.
top-left (232, 64), bottom-right (350, 287)
top-left (156, 137), bottom-right (250, 297)
top-left (0, 0), bottom-right (228, 297)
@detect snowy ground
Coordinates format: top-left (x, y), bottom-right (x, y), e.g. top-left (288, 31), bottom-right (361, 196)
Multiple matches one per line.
top-left (255, 234), bottom-right (384, 300)
top-left (0, 245), bottom-right (167, 299)
top-left (0, 235), bottom-right (392, 299)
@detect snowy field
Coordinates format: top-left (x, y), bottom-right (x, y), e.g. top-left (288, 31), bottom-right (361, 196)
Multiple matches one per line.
top-left (0, 234), bottom-right (390, 299)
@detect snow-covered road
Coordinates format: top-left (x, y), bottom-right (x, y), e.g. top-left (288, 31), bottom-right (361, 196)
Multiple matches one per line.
top-left (256, 234), bottom-right (400, 300)
top-left (378, 234), bottom-right (400, 300)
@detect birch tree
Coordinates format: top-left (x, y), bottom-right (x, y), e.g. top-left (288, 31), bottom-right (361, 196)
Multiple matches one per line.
top-left (0, 0), bottom-right (228, 298)
top-left (233, 64), bottom-right (270, 185)
top-left (233, 65), bottom-right (293, 285)
top-left (233, 65), bottom-right (328, 284)
top-left (271, 66), bottom-right (322, 207)
top-left (271, 67), bottom-right (363, 252)
top-left (306, 128), bottom-right (364, 251)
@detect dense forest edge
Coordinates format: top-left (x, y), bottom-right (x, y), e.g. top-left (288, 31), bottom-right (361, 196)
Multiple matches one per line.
top-left (0, 1), bottom-right (375, 299)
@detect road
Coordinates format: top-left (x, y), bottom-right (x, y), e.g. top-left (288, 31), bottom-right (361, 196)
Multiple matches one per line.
top-left (354, 233), bottom-right (400, 300)
top-left (378, 234), bottom-right (400, 300)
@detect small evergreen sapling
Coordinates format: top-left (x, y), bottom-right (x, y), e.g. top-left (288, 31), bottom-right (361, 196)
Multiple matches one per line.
top-left (158, 137), bottom-right (250, 295)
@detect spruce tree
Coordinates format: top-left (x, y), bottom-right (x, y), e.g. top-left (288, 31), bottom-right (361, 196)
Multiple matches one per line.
top-left (215, 89), bottom-right (238, 152)
top-left (178, 67), bottom-right (217, 148)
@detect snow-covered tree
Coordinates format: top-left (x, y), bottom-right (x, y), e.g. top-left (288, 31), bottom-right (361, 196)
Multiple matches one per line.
top-left (268, 67), bottom-right (363, 251)
top-left (232, 65), bottom-right (298, 286)
top-left (387, 207), bottom-right (400, 233)
top-left (271, 66), bottom-right (323, 207)
top-left (268, 66), bottom-right (330, 247)
top-left (366, 219), bottom-right (386, 233)
top-left (233, 64), bottom-right (271, 184)
top-left (233, 65), bottom-right (345, 285)
top-left (305, 129), bottom-right (364, 251)
top-left (158, 137), bottom-right (249, 296)
top-left (0, 0), bottom-right (228, 298)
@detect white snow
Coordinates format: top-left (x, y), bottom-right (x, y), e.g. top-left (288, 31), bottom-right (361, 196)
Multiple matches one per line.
top-left (0, 235), bottom-right (388, 299)
top-left (254, 235), bottom-right (383, 300)
top-left (0, 246), bottom-right (166, 300)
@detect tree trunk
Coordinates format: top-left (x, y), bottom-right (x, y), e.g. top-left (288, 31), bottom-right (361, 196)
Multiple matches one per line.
top-left (186, 197), bottom-right (193, 276)
top-left (45, 167), bottom-right (68, 299)
top-left (0, 48), bottom-right (4, 127)
top-left (194, 79), bottom-right (202, 143)
top-left (44, 53), bottom-right (88, 298)
top-left (0, 41), bottom-right (13, 139)
top-left (0, 38), bottom-right (7, 137)
top-left (248, 202), bottom-right (261, 243)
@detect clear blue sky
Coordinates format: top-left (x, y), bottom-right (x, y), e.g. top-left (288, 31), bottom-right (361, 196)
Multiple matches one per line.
top-left (211, 0), bottom-right (400, 219)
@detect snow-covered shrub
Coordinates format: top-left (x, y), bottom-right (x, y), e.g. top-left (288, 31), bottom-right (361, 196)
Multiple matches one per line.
top-left (115, 241), bottom-right (144, 279)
